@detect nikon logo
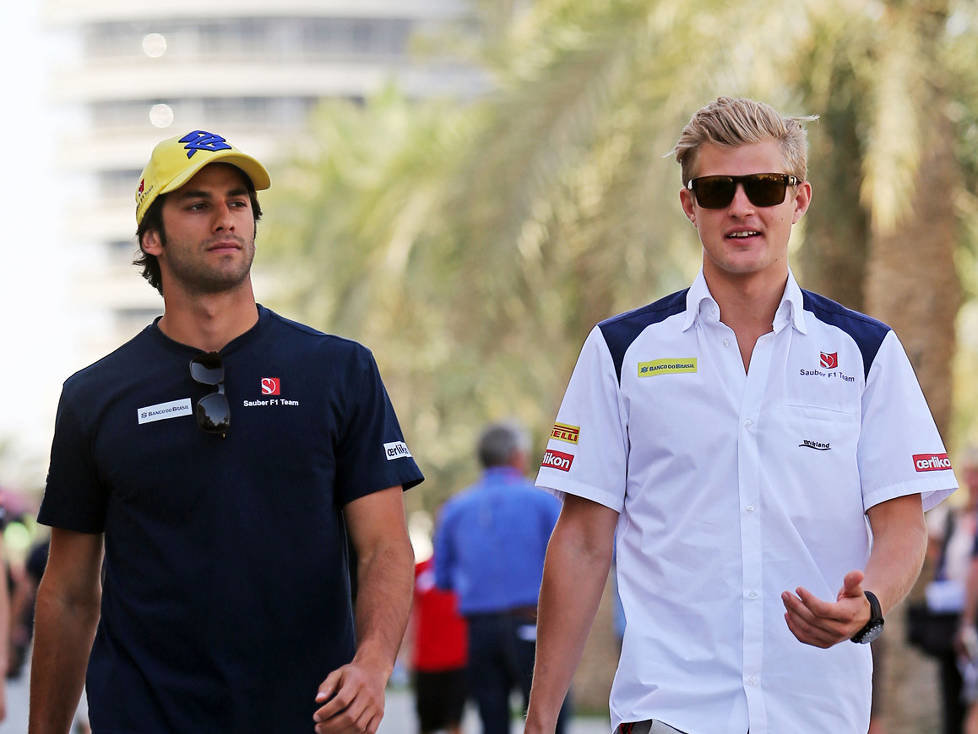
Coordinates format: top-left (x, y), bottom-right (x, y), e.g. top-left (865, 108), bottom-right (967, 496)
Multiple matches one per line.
top-left (541, 449), bottom-right (574, 472)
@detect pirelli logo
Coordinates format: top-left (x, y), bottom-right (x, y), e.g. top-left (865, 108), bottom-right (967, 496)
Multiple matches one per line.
top-left (551, 422), bottom-right (580, 444)
top-left (638, 358), bottom-right (697, 377)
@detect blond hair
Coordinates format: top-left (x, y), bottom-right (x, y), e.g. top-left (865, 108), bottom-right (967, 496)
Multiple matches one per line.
top-left (673, 97), bottom-right (817, 185)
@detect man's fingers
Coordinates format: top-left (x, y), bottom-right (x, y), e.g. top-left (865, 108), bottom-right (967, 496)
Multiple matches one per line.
top-left (316, 669), bottom-right (342, 704)
top-left (783, 611), bottom-right (837, 649)
top-left (314, 694), bottom-right (382, 734)
top-left (838, 570), bottom-right (865, 600)
top-left (315, 670), bottom-right (352, 722)
top-left (795, 585), bottom-right (858, 624)
top-left (793, 586), bottom-right (844, 621)
top-left (782, 589), bottom-right (855, 647)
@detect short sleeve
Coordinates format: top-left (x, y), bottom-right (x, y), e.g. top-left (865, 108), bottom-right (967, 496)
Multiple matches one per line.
top-left (37, 387), bottom-right (109, 533)
top-left (333, 347), bottom-right (424, 506)
top-left (535, 326), bottom-right (628, 511)
top-left (858, 331), bottom-right (957, 511)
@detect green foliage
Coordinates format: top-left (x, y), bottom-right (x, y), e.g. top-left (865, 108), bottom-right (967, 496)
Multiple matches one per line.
top-left (259, 0), bottom-right (978, 506)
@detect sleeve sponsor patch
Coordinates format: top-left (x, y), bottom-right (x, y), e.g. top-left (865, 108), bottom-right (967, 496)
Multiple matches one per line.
top-left (913, 453), bottom-right (952, 472)
top-left (541, 449), bottom-right (574, 472)
top-left (384, 441), bottom-right (413, 460)
top-left (551, 422), bottom-right (580, 444)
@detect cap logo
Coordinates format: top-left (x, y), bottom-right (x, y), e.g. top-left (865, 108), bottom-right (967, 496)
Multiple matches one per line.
top-left (179, 130), bottom-right (232, 159)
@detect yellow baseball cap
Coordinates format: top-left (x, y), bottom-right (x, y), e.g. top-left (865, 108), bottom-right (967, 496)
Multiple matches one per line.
top-left (135, 129), bottom-right (271, 224)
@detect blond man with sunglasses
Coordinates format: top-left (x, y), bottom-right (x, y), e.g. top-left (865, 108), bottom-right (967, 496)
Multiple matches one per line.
top-left (30, 131), bottom-right (423, 734)
top-left (525, 97), bottom-right (957, 734)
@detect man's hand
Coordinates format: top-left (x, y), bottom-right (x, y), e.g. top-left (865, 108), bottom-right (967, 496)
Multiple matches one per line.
top-left (313, 660), bottom-right (387, 734)
top-left (781, 570), bottom-right (871, 648)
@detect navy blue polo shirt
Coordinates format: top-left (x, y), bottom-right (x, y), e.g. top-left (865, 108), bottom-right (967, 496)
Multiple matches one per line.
top-left (40, 305), bottom-right (423, 733)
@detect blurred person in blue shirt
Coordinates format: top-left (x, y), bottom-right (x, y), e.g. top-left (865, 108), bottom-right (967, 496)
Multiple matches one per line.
top-left (434, 421), bottom-right (568, 734)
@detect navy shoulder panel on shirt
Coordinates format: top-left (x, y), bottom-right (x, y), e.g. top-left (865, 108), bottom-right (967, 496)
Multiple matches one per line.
top-left (598, 289), bottom-right (689, 383)
top-left (801, 289), bottom-right (891, 380)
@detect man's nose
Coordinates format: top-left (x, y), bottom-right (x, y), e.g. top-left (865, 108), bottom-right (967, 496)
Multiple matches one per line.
top-left (213, 202), bottom-right (235, 230)
top-left (728, 183), bottom-right (755, 214)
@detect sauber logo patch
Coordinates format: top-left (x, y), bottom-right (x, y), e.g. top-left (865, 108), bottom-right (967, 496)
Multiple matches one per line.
top-left (541, 449), bottom-right (574, 472)
top-left (243, 380), bottom-right (300, 408)
top-left (914, 453), bottom-right (952, 472)
top-left (638, 358), bottom-right (697, 377)
top-left (384, 441), bottom-right (412, 460)
top-left (820, 352), bottom-right (839, 369)
top-left (551, 422), bottom-right (580, 444)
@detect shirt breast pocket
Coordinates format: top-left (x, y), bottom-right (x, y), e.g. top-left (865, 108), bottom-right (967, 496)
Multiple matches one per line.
top-left (780, 401), bottom-right (861, 477)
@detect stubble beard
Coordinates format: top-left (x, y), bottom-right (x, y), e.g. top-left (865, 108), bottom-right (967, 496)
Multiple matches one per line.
top-left (162, 233), bottom-right (256, 296)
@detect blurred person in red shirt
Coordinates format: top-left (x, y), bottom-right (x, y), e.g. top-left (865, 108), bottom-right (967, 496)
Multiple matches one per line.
top-left (412, 557), bottom-right (468, 734)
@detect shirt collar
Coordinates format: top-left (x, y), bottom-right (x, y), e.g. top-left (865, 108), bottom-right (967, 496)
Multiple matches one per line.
top-left (682, 270), bottom-right (720, 331)
top-left (681, 268), bottom-right (807, 335)
top-left (776, 269), bottom-right (807, 334)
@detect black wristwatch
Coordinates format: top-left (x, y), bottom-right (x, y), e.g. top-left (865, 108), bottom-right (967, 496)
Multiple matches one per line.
top-left (850, 590), bottom-right (884, 644)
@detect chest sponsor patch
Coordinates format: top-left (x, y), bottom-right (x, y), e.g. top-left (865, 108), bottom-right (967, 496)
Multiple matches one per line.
top-left (541, 449), bottom-right (574, 472)
top-left (384, 441), bottom-right (412, 460)
top-left (913, 453), bottom-right (952, 472)
top-left (260, 377), bottom-right (280, 395)
top-left (819, 351), bottom-right (839, 369)
top-left (638, 358), bottom-right (697, 377)
top-left (138, 398), bottom-right (192, 425)
top-left (551, 422), bottom-right (580, 444)
top-left (799, 439), bottom-right (831, 451)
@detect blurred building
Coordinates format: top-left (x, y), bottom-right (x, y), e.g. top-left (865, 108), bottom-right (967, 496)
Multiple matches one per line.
top-left (43, 0), bottom-right (485, 357)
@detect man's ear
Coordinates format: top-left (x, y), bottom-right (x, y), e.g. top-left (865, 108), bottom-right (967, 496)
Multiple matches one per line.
top-left (141, 229), bottom-right (164, 256)
top-left (791, 180), bottom-right (813, 224)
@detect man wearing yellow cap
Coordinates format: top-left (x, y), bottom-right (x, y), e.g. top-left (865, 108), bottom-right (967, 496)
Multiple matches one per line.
top-left (30, 130), bottom-right (423, 734)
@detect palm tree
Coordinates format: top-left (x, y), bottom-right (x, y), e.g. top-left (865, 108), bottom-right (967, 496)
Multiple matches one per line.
top-left (260, 2), bottom-right (978, 714)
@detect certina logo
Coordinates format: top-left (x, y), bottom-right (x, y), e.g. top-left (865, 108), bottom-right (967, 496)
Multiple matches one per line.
top-left (820, 352), bottom-right (839, 369)
top-left (541, 449), bottom-right (574, 472)
top-left (913, 453), bottom-right (952, 472)
top-left (637, 358), bottom-right (697, 377)
top-left (551, 422), bottom-right (580, 444)
top-left (384, 441), bottom-right (412, 461)
top-left (799, 439), bottom-right (831, 451)
top-left (260, 377), bottom-right (280, 395)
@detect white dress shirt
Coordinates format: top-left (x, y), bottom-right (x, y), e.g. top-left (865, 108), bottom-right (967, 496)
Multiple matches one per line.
top-left (537, 270), bottom-right (957, 734)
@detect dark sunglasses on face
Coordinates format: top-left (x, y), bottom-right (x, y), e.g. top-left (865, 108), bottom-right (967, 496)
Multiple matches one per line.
top-left (686, 173), bottom-right (800, 209)
top-left (189, 351), bottom-right (230, 437)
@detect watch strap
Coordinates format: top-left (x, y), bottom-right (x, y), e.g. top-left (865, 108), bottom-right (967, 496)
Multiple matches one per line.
top-left (850, 590), bottom-right (884, 644)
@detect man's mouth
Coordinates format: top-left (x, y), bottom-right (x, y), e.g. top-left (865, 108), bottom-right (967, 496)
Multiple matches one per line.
top-left (726, 230), bottom-right (761, 239)
top-left (207, 239), bottom-right (242, 251)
